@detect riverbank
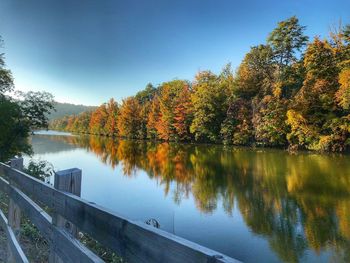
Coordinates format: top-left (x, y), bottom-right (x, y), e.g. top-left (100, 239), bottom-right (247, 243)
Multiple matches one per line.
top-left (41, 129), bottom-right (350, 155)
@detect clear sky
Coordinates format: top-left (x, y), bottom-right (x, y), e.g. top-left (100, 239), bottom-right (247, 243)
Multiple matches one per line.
top-left (0, 0), bottom-right (349, 105)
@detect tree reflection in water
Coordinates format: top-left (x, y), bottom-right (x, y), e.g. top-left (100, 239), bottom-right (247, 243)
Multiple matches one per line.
top-left (32, 134), bottom-right (350, 263)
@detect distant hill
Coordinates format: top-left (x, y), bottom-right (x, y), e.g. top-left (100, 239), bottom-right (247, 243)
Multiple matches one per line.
top-left (48, 102), bottom-right (97, 120)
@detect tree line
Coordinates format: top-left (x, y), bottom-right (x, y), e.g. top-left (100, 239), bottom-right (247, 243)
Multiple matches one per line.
top-left (50, 17), bottom-right (350, 152)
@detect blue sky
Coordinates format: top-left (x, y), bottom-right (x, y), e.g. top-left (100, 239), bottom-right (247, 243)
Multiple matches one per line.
top-left (0, 0), bottom-right (349, 105)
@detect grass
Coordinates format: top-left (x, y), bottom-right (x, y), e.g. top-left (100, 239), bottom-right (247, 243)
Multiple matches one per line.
top-left (20, 219), bottom-right (49, 262)
top-left (79, 233), bottom-right (125, 263)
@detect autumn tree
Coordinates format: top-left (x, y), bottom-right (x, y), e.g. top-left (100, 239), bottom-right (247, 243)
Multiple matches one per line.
top-left (48, 19), bottom-right (350, 152)
top-left (173, 84), bottom-right (193, 141)
top-left (336, 68), bottom-right (350, 110)
top-left (117, 97), bottom-right (143, 139)
top-left (73, 111), bottom-right (91, 133)
top-left (287, 32), bottom-right (348, 151)
top-left (224, 45), bottom-right (275, 145)
top-left (89, 103), bottom-right (108, 135)
top-left (105, 98), bottom-right (119, 136)
top-left (156, 80), bottom-right (189, 141)
top-left (147, 96), bottom-right (161, 139)
top-left (252, 17), bottom-right (308, 146)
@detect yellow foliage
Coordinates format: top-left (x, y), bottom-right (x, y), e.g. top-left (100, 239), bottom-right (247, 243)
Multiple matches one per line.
top-left (273, 82), bottom-right (282, 98)
top-left (336, 68), bottom-right (350, 109)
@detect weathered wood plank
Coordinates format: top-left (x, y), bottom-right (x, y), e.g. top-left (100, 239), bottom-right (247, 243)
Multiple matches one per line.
top-left (12, 184), bottom-right (103, 263)
top-left (8, 158), bottom-right (24, 237)
top-left (7, 199), bottom-right (21, 236)
top-left (3, 163), bottom-right (53, 208)
top-left (10, 157), bottom-right (23, 171)
top-left (7, 158), bottom-right (24, 262)
top-left (53, 168), bottom-right (82, 236)
top-left (0, 175), bottom-right (103, 263)
top-left (0, 162), bottom-right (4, 176)
top-left (0, 208), bottom-right (29, 263)
top-left (0, 176), bottom-right (9, 194)
top-left (0, 162), bottom-right (241, 263)
top-left (51, 227), bottom-right (104, 263)
top-left (54, 168), bottom-right (82, 196)
top-left (7, 180), bottom-right (53, 241)
top-left (45, 185), bottom-right (240, 263)
top-left (50, 168), bottom-right (82, 263)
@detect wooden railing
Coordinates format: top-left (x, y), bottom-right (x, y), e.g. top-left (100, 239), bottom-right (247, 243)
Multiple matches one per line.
top-left (0, 158), bottom-right (241, 263)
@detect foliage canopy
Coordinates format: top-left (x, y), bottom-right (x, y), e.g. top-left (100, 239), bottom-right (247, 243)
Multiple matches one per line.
top-left (50, 17), bottom-right (350, 152)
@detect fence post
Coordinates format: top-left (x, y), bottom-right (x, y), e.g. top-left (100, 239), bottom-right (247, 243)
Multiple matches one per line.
top-left (7, 157), bottom-right (24, 262)
top-left (49, 168), bottom-right (82, 263)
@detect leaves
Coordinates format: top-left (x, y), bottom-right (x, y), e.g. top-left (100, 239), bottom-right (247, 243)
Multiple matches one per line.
top-left (336, 68), bottom-right (350, 110)
top-left (19, 91), bottom-right (55, 129)
top-left (117, 97), bottom-right (143, 139)
top-left (49, 18), bottom-right (350, 152)
top-left (0, 39), bottom-right (54, 161)
top-left (267, 16), bottom-right (308, 67)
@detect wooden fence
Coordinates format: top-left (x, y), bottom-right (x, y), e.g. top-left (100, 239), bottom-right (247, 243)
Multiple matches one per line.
top-left (0, 158), bottom-right (241, 263)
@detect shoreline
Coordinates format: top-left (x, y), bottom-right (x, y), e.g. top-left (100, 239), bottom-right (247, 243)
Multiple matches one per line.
top-left (35, 129), bottom-right (350, 155)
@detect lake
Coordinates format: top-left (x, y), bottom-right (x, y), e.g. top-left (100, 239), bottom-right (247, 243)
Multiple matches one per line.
top-left (27, 131), bottom-right (350, 263)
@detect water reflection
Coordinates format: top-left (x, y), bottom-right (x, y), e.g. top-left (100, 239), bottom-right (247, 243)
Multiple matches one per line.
top-left (31, 134), bottom-right (350, 263)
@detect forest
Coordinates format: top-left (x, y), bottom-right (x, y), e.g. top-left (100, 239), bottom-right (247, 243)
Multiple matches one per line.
top-left (50, 17), bottom-right (350, 152)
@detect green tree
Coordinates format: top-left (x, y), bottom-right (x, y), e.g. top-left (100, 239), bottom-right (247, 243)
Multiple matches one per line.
top-left (136, 83), bottom-right (158, 139)
top-left (190, 68), bottom-right (230, 142)
top-left (221, 98), bottom-right (254, 145)
top-left (0, 37), bottom-right (54, 161)
top-left (253, 96), bottom-right (288, 146)
top-left (267, 16), bottom-right (308, 99)
top-left (0, 45), bottom-right (14, 94)
top-left (267, 16), bottom-right (308, 68)
top-left (135, 83), bottom-right (157, 104)
top-left (235, 45), bottom-right (275, 98)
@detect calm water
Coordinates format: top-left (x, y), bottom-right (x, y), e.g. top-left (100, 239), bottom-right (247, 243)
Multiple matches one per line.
top-left (27, 131), bottom-right (350, 263)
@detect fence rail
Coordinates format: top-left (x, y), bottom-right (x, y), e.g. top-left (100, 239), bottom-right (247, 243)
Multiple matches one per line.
top-left (0, 208), bottom-right (28, 263)
top-left (0, 158), bottom-right (241, 263)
